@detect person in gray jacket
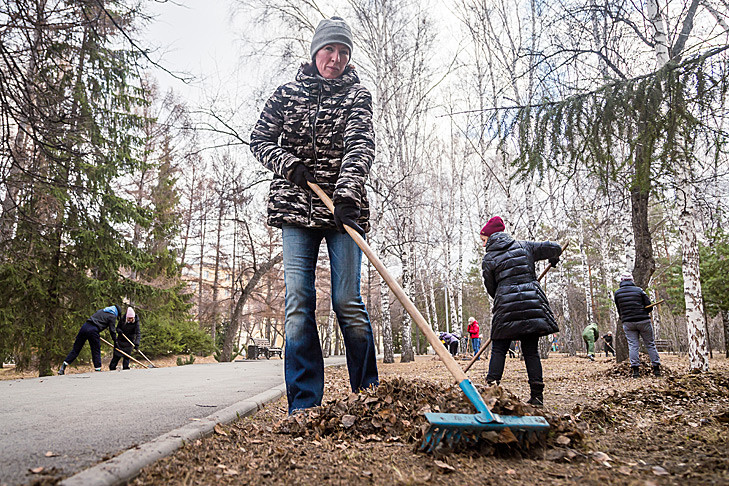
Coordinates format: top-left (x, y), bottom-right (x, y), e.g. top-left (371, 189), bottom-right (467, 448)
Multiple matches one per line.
top-left (250, 17), bottom-right (378, 414)
top-left (614, 273), bottom-right (660, 377)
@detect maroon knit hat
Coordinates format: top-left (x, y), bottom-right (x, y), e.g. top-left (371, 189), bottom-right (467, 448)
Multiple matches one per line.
top-left (480, 216), bottom-right (505, 237)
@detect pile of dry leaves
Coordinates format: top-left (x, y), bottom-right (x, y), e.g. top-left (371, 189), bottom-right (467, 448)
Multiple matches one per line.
top-left (275, 377), bottom-right (587, 456)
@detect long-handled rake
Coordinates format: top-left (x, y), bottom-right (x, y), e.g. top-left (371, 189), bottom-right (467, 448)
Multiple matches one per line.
top-left (309, 182), bottom-right (550, 452)
top-left (100, 337), bottom-right (152, 369)
top-left (121, 333), bottom-right (156, 368)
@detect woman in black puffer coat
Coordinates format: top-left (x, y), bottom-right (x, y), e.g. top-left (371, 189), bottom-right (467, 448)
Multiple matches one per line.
top-left (480, 216), bottom-right (562, 407)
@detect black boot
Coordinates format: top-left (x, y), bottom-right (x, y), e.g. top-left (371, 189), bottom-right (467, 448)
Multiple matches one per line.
top-left (526, 382), bottom-right (544, 407)
top-left (631, 366), bottom-right (640, 378)
top-left (652, 364), bottom-right (661, 377)
top-left (58, 361), bottom-right (67, 375)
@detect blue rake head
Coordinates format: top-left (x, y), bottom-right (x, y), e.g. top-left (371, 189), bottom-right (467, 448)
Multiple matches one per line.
top-left (419, 379), bottom-right (550, 453)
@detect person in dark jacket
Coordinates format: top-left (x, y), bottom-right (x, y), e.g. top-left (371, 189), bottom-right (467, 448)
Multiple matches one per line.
top-left (602, 331), bottom-right (615, 356)
top-left (480, 216), bottom-right (562, 407)
top-left (614, 273), bottom-right (660, 377)
top-left (58, 306), bottom-right (120, 374)
top-left (110, 307), bottom-right (141, 370)
top-left (250, 17), bottom-right (378, 414)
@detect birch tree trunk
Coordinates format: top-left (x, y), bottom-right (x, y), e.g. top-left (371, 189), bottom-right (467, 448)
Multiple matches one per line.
top-left (400, 239), bottom-right (415, 362)
top-left (324, 304), bottom-right (336, 358)
top-left (428, 274), bottom-right (438, 332)
top-left (579, 219), bottom-right (594, 324)
top-left (677, 174), bottom-right (710, 371)
top-left (379, 273), bottom-right (394, 363)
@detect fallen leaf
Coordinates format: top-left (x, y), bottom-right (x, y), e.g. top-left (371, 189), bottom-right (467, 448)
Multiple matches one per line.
top-left (434, 460), bottom-right (455, 472)
top-left (544, 449), bottom-right (567, 462)
top-left (341, 415), bottom-right (356, 428)
top-left (506, 469), bottom-right (517, 475)
top-left (214, 425), bottom-right (228, 436)
top-left (652, 466), bottom-right (669, 476)
top-left (591, 451), bottom-right (612, 463)
top-left (44, 451), bottom-right (58, 457)
top-left (498, 428), bottom-right (518, 444)
top-left (556, 435), bottom-right (571, 445)
top-left (224, 469), bottom-right (239, 476)
top-left (30, 467), bottom-right (44, 474)
top-left (618, 466), bottom-right (632, 475)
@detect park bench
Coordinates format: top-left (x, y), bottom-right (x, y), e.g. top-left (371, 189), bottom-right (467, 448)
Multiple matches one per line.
top-left (247, 338), bottom-right (283, 360)
top-left (654, 339), bottom-right (673, 353)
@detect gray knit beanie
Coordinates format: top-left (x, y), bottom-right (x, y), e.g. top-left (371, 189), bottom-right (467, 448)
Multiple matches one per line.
top-left (310, 16), bottom-right (353, 59)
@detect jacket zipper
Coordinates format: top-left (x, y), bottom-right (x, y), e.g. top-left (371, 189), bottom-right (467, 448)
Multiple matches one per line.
top-left (309, 80), bottom-right (322, 226)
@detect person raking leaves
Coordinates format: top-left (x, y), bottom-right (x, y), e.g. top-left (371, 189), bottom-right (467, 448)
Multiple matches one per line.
top-left (479, 216), bottom-right (562, 407)
top-left (58, 305), bottom-right (120, 375)
top-left (109, 307), bottom-right (141, 371)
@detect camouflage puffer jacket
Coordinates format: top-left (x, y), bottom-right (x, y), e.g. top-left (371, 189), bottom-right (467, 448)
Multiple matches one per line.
top-left (250, 64), bottom-right (375, 231)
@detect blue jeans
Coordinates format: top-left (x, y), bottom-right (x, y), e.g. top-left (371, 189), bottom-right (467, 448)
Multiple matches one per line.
top-left (282, 225), bottom-right (379, 413)
top-left (623, 319), bottom-right (660, 367)
top-left (471, 337), bottom-right (481, 355)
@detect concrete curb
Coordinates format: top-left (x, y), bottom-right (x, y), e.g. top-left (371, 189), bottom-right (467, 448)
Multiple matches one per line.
top-left (59, 384), bottom-right (286, 486)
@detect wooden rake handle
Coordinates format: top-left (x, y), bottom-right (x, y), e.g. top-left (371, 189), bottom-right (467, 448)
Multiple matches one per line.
top-left (100, 336), bottom-right (148, 369)
top-left (308, 182), bottom-right (469, 384)
top-left (463, 240), bottom-right (570, 373)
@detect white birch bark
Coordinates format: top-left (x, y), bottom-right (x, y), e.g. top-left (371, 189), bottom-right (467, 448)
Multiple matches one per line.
top-left (580, 219), bottom-right (595, 324)
top-left (650, 289), bottom-right (661, 340)
top-left (646, 0), bottom-right (671, 66)
top-left (379, 273), bottom-right (394, 364)
top-left (400, 239), bottom-right (415, 362)
top-left (647, 0), bottom-right (709, 371)
top-left (444, 284), bottom-right (450, 333)
top-left (427, 273), bottom-right (439, 332)
top-left (677, 175), bottom-right (710, 371)
top-left (561, 266), bottom-right (575, 355)
top-left (324, 303), bottom-right (335, 358)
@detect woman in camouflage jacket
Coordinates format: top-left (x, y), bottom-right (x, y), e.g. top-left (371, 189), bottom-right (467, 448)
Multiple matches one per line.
top-left (250, 16), bottom-right (379, 414)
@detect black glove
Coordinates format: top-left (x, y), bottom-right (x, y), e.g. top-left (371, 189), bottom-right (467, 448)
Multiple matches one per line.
top-left (135, 345), bottom-right (139, 351)
top-left (549, 257), bottom-right (559, 268)
top-left (334, 202), bottom-right (364, 235)
top-left (290, 163), bottom-right (315, 190)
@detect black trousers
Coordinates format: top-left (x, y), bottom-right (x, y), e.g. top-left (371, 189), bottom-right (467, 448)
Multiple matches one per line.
top-left (449, 341), bottom-right (458, 356)
top-left (109, 352), bottom-right (130, 370)
top-left (486, 337), bottom-right (543, 385)
top-left (64, 322), bottom-right (102, 368)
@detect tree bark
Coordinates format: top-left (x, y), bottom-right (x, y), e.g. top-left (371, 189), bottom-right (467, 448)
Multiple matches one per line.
top-left (220, 253), bottom-right (282, 362)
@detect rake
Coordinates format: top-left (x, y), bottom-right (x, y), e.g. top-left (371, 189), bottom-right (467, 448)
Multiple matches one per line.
top-left (121, 333), bottom-right (157, 368)
top-left (309, 182), bottom-right (549, 452)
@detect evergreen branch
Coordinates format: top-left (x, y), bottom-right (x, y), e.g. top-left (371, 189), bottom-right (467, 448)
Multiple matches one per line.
top-left (439, 44), bottom-right (729, 118)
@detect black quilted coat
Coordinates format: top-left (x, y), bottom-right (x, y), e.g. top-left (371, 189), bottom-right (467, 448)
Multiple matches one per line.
top-left (613, 280), bottom-right (652, 322)
top-left (250, 63), bottom-right (375, 231)
top-left (481, 232), bottom-right (562, 340)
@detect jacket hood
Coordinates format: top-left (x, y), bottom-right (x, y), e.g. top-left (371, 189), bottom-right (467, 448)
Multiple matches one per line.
top-left (485, 232), bottom-right (513, 251)
top-left (619, 280), bottom-right (635, 288)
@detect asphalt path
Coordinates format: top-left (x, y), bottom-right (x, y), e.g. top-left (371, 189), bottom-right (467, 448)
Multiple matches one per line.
top-left (0, 357), bottom-right (344, 486)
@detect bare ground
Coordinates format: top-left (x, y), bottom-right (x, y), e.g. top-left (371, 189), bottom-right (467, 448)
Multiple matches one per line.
top-left (124, 353), bottom-right (729, 486)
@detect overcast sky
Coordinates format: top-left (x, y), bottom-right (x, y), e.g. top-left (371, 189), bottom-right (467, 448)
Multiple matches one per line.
top-left (143, 0), bottom-right (242, 106)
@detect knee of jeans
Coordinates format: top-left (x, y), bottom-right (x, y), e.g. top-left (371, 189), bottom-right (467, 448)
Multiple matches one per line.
top-left (332, 293), bottom-right (365, 318)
